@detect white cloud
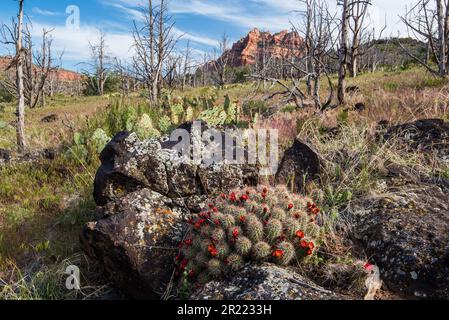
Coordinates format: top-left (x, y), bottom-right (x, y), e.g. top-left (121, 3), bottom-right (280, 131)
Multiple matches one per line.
top-left (169, 0), bottom-right (293, 31)
top-left (172, 27), bottom-right (220, 47)
top-left (28, 22), bottom-right (134, 68)
top-left (31, 7), bottom-right (63, 17)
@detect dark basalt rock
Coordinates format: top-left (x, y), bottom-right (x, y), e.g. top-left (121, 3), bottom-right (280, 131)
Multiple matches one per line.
top-left (41, 114), bottom-right (58, 123)
top-left (192, 263), bottom-right (348, 300)
top-left (275, 138), bottom-right (322, 193)
top-left (384, 119), bottom-right (449, 163)
top-left (82, 123), bottom-right (260, 299)
top-left (0, 148), bottom-right (11, 162)
top-left (353, 182), bottom-right (449, 299)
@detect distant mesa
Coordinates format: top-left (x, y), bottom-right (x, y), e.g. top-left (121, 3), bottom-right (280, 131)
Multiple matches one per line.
top-left (222, 28), bottom-right (305, 68)
top-left (0, 56), bottom-right (82, 82)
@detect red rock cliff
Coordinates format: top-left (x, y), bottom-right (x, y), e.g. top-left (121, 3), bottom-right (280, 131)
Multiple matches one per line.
top-left (225, 28), bottom-right (305, 67)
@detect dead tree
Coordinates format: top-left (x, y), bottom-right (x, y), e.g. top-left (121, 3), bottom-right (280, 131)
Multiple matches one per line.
top-left (88, 31), bottom-right (109, 96)
top-left (24, 27), bottom-right (56, 108)
top-left (212, 33), bottom-right (232, 88)
top-left (400, 0), bottom-right (449, 77)
top-left (337, 0), bottom-right (350, 105)
top-left (0, 0), bottom-right (26, 152)
top-left (181, 40), bottom-right (192, 90)
top-left (348, 0), bottom-right (371, 77)
top-left (114, 58), bottom-right (132, 96)
top-left (132, 0), bottom-right (177, 102)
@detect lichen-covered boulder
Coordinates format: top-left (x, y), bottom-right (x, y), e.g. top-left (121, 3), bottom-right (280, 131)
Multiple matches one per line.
top-left (353, 182), bottom-right (449, 299)
top-left (275, 138), bottom-right (322, 192)
top-left (82, 124), bottom-right (260, 299)
top-left (81, 188), bottom-right (186, 299)
top-left (191, 263), bottom-right (347, 300)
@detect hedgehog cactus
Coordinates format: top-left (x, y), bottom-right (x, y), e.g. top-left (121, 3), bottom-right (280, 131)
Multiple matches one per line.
top-left (176, 185), bottom-right (322, 288)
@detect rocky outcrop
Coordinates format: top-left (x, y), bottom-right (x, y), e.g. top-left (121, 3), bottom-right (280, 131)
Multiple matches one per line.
top-left (275, 138), bottom-right (322, 192)
top-left (41, 114), bottom-right (58, 123)
top-left (221, 28), bottom-right (304, 68)
top-left (192, 263), bottom-right (347, 300)
top-left (1, 56), bottom-right (81, 82)
top-left (0, 148), bottom-right (11, 165)
top-left (384, 119), bottom-right (449, 163)
top-left (81, 124), bottom-right (260, 299)
top-left (352, 181), bottom-right (449, 299)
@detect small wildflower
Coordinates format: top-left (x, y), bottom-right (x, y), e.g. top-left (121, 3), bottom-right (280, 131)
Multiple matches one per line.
top-left (239, 215), bottom-right (246, 223)
top-left (240, 194), bottom-right (249, 202)
top-left (288, 203), bottom-right (294, 210)
top-left (232, 228), bottom-right (239, 238)
top-left (364, 262), bottom-right (374, 271)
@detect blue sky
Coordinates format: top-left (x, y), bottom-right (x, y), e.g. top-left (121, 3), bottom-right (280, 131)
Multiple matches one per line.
top-left (0, 0), bottom-right (411, 71)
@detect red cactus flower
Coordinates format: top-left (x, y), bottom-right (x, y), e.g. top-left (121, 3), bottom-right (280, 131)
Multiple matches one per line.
top-left (239, 215), bottom-right (246, 223)
top-left (207, 244), bottom-right (218, 257)
top-left (294, 213), bottom-right (300, 219)
top-left (184, 239), bottom-right (193, 246)
top-left (364, 262), bottom-right (374, 271)
top-left (240, 194), bottom-right (249, 202)
top-left (288, 203), bottom-right (294, 210)
top-left (300, 240), bottom-right (308, 249)
top-left (212, 207), bottom-right (219, 212)
top-left (262, 193), bottom-right (267, 198)
top-left (296, 230), bottom-right (305, 239)
top-left (232, 228), bottom-right (239, 238)
top-left (272, 249), bottom-right (284, 258)
top-left (229, 192), bottom-right (237, 201)
top-left (180, 259), bottom-right (188, 270)
top-left (308, 242), bottom-right (315, 250)
top-left (208, 203), bottom-right (214, 208)
top-left (220, 194), bottom-right (226, 199)
top-left (306, 249), bottom-right (313, 256)
top-left (263, 220), bottom-right (269, 226)
top-left (214, 219), bottom-right (221, 225)
top-left (175, 255), bottom-right (181, 261)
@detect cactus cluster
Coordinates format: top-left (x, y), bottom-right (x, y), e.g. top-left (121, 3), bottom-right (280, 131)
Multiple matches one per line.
top-left (175, 185), bottom-right (322, 287)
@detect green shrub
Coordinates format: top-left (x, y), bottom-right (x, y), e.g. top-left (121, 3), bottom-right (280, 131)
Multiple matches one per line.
top-left (176, 185), bottom-right (323, 289)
